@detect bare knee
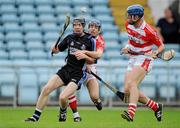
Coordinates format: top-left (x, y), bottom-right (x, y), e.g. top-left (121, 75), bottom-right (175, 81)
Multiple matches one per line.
top-left (87, 81), bottom-right (99, 101)
top-left (41, 85), bottom-right (52, 96)
top-left (124, 86), bottom-right (129, 93)
top-left (59, 93), bottom-right (68, 102)
top-left (125, 81), bottom-right (138, 92)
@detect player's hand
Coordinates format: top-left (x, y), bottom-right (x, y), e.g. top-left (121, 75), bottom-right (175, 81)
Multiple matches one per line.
top-left (121, 47), bottom-right (130, 54)
top-left (80, 50), bottom-right (86, 54)
top-left (51, 44), bottom-right (59, 54)
top-left (145, 51), bottom-right (158, 59)
top-left (152, 51), bottom-right (158, 59)
top-left (74, 50), bottom-right (87, 60)
top-left (86, 65), bottom-right (92, 73)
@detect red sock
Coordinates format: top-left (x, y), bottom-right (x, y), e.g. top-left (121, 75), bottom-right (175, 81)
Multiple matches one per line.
top-left (128, 103), bottom-right (137, 119)
top-left (146, 99), bottom-right (158, 112)
top-left (68, 95), bottom-right (77, 113)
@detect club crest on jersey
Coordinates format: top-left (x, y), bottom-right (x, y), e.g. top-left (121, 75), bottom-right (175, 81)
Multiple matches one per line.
top-left (76, 41), bottom-right (81, 45)
top-left (128, 34), bottom-right (144, 44)
top-left (70, 41), bottom-right (74, 46)
top-left (81, 44), bottom-right (86, 50)
top-left (71, 79), bottom-right (77, 83)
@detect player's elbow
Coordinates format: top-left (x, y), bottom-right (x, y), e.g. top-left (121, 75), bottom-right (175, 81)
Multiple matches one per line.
top-left (96, 53), bottom-right (102, 59)
top-left (158, 42), bottom-right (165, 53)
top-left (161, 43), bottom-right (165, 50)
top-left (96, 51), bottom-right (103, 59)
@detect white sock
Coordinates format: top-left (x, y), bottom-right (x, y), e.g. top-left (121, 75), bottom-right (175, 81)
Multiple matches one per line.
top-left (73, 112), bottom-right (80, 118)
top-left (35, 108), bottom-right (42, 112)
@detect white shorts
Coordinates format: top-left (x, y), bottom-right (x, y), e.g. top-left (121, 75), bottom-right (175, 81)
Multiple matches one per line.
top-left (84, 64), bottom-right (97, 85)
top-left (127, 55), bottom-right (154, 73)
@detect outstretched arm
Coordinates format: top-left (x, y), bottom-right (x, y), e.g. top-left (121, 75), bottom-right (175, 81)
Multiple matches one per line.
top-left (156, 27), bottom-right (164, 43)
top-left (151, 31), bottom-right (165, 59)
top-left (51, 36), bottom-right (69, 54)
top-left (51, 44), bottom-right (60, 54)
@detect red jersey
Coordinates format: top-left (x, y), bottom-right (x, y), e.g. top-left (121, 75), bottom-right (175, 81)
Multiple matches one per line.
top-left (125, 21), bottom-right (163, 54)
top-left (96, 34), bottom-right (105, 52)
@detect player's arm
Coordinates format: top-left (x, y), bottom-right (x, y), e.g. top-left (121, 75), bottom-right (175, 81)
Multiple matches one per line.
top-left (73, 50), bottom-right (100, 63)
top-left (156, 27), bottom-right (164, 43)
top-left (83, 49), bottom-right (103, 59)
top-left (74, 51), bottom-right (95, 64)
top-left (51, 44), bottom-right (60, 54)
top-left (85, 55), bottom-right (96, 64)
top-left (74, 37), bottom-right (96, 64)
top-left (84, 37), bottom-right (98, 63)
top-left (58, 36), bottom-right (69, 52)
top-left (155, 42), bottom-right (165, 54)
top-left (51, 36), bottom-right (68, 54)
top-left (121, 42), bottom-right (131, 54)
top-left (84, 37), bottom-right (105, 59)
top-left (147, 32), bottom-right (165, 59)
top-left (153, 32), bottom-right (165, 53)
top-left (85, 64), bottom-right (93, 73)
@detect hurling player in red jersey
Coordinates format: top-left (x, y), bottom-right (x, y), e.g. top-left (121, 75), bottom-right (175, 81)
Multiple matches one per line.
top-left (121, 4), bottom-right (165, 122)
top-left (68, 19), bottom-right (105, 122)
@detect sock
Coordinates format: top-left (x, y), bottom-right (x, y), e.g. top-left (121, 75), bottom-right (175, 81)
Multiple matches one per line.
top-left (60, 107), bottom-right (67, 114)
top-left (73, 112), bottom-right (80, 118)
top-left (93, 99), bottom-right (101, 104)
top-left (128, 103), bottom-right (137, 119)
top-left (32, 108), bottom-right (42, 121)
top-left (68, 95), bottom-right (77, 113)
top-left (146, 99), bottom-right (158, 112)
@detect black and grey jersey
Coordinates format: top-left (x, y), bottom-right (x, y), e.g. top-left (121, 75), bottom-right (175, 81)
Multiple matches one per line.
top-left (58, 33), bottom-right (96, 70)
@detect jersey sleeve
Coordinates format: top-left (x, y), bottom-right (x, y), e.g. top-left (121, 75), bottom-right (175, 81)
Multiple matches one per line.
top-left (89, 38), bottom-right (96, 51)
top-left (58, 36), bottom-right (69, 51)
top-left (150, 30), bottom-right (163, 47)
top-left (125, 21), bottom-right (129, 30)
top-left (96, 35), bottom-right (105, 52)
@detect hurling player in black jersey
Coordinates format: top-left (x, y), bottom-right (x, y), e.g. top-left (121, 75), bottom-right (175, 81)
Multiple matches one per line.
top-left (25, 17), bottom-right (96, 122)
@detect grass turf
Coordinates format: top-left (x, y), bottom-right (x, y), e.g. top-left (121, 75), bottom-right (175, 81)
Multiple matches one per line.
top-left (0, 107), bottom-right (179, 128)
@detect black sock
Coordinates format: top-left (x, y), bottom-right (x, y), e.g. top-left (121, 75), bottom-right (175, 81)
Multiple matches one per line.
top-left (72, 109), bottom-right (77, 113)
top-left (60, 107), bottom-right (67, 114)
top-left (32, 108), bottom-right (42, 121)
top-left (93, 99), bottom-right (101, 104)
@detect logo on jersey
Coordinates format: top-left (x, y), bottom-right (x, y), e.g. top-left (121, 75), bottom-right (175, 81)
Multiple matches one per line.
top-left (127, 24), bottom-right (146, 36)
top-left (81, 44), bottom-right (86, 50)
top-left (128, 34), bottom-right (144, 44)
top-left (70, 41), bottom-right (74, 46)
top-left (69, 47), bottom-right (78, 54)
top-left (71, 79), bottom-right (77, 83)
top-left (76, 41), bottom-right (81, 45)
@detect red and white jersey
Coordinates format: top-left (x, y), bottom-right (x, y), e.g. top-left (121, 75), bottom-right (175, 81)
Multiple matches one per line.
top-left (125, 21), bottom-right (163, 54)
top-left (96, 34), bottom-right (105, 52)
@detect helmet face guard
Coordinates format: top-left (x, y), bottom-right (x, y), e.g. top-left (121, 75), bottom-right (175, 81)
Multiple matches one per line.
top-left (72, 17), bottom-right (86, 36)
top-left (88, 19), bottom-right (101, 31)
top-left (73, 17), bottom-right (86, 27)
top-left (126, 4), bottom-right (144, 25)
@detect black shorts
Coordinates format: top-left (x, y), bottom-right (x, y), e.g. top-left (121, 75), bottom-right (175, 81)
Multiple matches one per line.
top-left (56, 65), bottom-right (87, 90)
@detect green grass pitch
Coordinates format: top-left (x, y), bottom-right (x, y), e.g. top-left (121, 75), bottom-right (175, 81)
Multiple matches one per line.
top-left (0, 107), bottom-right (179, 128)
